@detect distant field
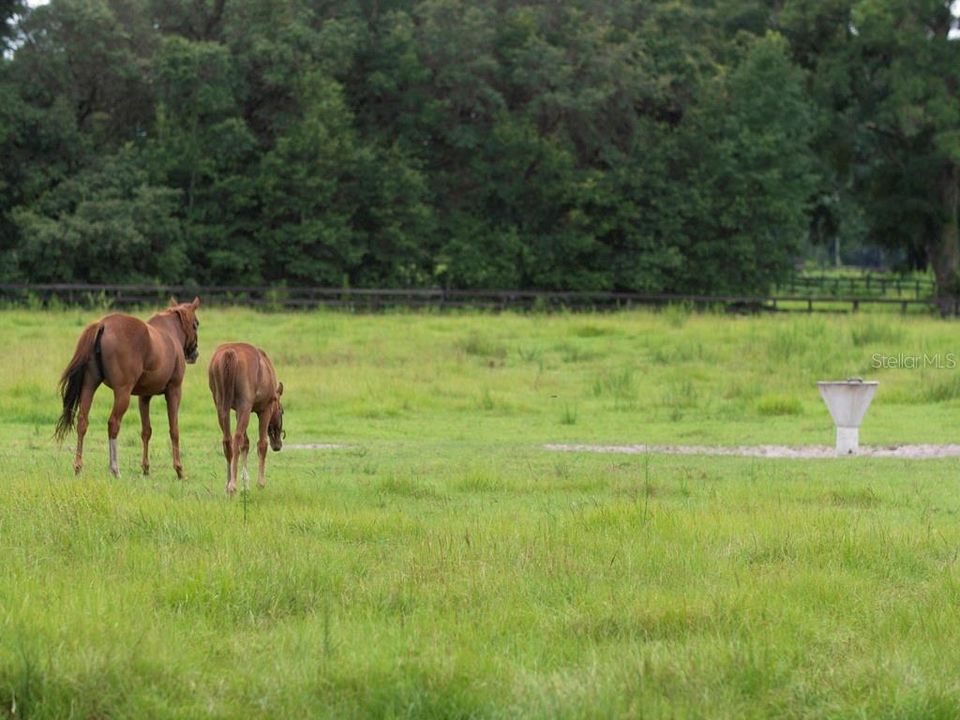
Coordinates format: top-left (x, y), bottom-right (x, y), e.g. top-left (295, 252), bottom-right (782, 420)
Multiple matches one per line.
top-left (3, 307), bottom-right (960, 718)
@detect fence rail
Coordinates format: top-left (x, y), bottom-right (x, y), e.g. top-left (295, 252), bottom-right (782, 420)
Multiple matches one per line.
top-left (776, 274), bottom-right (937, 299)
top-left (0, 283), bottom-right (957, 315)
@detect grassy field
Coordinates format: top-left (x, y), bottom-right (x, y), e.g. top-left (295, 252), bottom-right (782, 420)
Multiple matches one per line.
top-left (3, 306), bottom-right (960, 718)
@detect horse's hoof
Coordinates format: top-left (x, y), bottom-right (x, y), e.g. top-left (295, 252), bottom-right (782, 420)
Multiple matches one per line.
top-left (142, 467), bottom-right (150, 476)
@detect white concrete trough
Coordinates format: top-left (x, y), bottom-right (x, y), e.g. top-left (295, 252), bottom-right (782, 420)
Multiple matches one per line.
top-left (817, 379), bottom-right (878, 455)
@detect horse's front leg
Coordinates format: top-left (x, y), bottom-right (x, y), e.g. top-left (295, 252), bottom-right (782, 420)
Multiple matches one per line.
top-left (107, 388), bottom-right (132, 478)
top-left (139, 395), bottom-right (152, 475)
top-left (256, 411), bottom-right (270, 488)
top-left (165, 384), bottom-right (185, 479)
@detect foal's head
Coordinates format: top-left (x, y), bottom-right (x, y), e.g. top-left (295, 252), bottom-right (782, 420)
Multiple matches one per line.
top-left (170, 297), bottom-right (201, 364)
top-left (268, 382), bottom-right (285, 452)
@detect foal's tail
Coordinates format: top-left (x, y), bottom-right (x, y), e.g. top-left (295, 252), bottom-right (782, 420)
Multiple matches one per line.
top-left (55, 323), bottom-right (103, 443)
top-left (215, 347), bottom-right (239, 411)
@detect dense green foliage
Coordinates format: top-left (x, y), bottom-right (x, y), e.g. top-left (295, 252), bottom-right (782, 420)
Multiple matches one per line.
top-left (6, 308), bottom-right (960, 716)
top-left (0, 0), bottom-right (957, 293)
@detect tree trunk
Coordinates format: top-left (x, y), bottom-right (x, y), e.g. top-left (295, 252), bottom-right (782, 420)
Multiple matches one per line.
top-left (931, 162), bottom-right (960, 315)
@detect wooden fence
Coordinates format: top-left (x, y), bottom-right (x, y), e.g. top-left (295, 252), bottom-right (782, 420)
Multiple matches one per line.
top-left (775, 274), bottom-right (936, 299)
top-left (1, 283), bottom-right (956, 315)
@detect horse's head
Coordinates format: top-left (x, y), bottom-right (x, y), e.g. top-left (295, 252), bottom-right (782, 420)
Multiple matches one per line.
top-left (170, 296), bottom-right (201, 364)
top-left (268, 382), bottom-right (284, 452)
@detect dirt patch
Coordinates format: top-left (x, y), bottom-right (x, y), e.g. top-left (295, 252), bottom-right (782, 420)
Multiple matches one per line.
top-left (544, 443), bottom-right (960, 459)
top-left (285, 443), bottom-right (353, 450)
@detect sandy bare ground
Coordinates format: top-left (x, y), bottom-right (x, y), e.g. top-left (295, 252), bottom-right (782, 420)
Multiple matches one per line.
top-left (285, 443), bottom-right (353, 450)
top-left (283, 441), bottom-right (960, 459)
top-left (544, 443), bottom-right (960, 459)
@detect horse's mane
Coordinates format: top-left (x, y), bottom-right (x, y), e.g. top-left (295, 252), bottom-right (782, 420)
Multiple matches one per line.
top-left (151, 304), bottom-right (191, 330)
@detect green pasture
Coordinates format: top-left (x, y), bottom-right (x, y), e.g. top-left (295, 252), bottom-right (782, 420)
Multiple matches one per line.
top-left (3, 306), bottom-right (960, 718)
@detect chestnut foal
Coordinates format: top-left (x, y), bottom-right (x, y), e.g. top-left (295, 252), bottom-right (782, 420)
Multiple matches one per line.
top-left (55, 297), bottom-right (201, 478)
top-left (207, 343), bottom-right (284, 496)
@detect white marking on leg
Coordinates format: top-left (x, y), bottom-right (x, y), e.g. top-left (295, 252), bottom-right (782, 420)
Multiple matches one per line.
top-left (109, 438), bottom-right (120, 477)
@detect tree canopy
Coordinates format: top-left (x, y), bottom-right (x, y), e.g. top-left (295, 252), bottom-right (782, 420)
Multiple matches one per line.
top-left (1, 0), bottom-right (957, 294)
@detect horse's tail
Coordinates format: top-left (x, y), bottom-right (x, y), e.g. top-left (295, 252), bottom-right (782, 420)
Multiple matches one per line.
top-left (217, 347), bottom-right (239, 411)
top-left (55, 323), bottom-right (103, 443)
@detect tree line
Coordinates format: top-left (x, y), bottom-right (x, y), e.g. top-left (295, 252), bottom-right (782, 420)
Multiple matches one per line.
top-left (0, 0), bottom-right (957, 296)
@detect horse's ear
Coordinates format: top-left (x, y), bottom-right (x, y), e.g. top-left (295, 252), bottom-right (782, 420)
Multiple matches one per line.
top-left (191, 296), bottom-right (200, 308)
top-left (277, 382), bottom-right (284, 397)
top-left (168, 296), bottom-right (179, 307)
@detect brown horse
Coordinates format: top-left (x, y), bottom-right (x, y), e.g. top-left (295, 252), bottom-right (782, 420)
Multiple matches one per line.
top-left (55, 297), bottom-right (201, 478)
top-left (207, 343), bottom-right (284, 496)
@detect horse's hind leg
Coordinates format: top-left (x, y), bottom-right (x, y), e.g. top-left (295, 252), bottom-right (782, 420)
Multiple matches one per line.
top-left (73, 371), bottom-right (99, 475)
top-left (139, 396), bottom-right (152, 475)
top-left (107, 388), bottom-right (132, 478)
top-left (232, 408), bottom-right (252, 494)
top-left (217, 405), bottom-right (234, 495)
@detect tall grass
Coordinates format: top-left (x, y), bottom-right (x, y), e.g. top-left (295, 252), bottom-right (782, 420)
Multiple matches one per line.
top-left (4, 307), bottom-right (960, 717)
